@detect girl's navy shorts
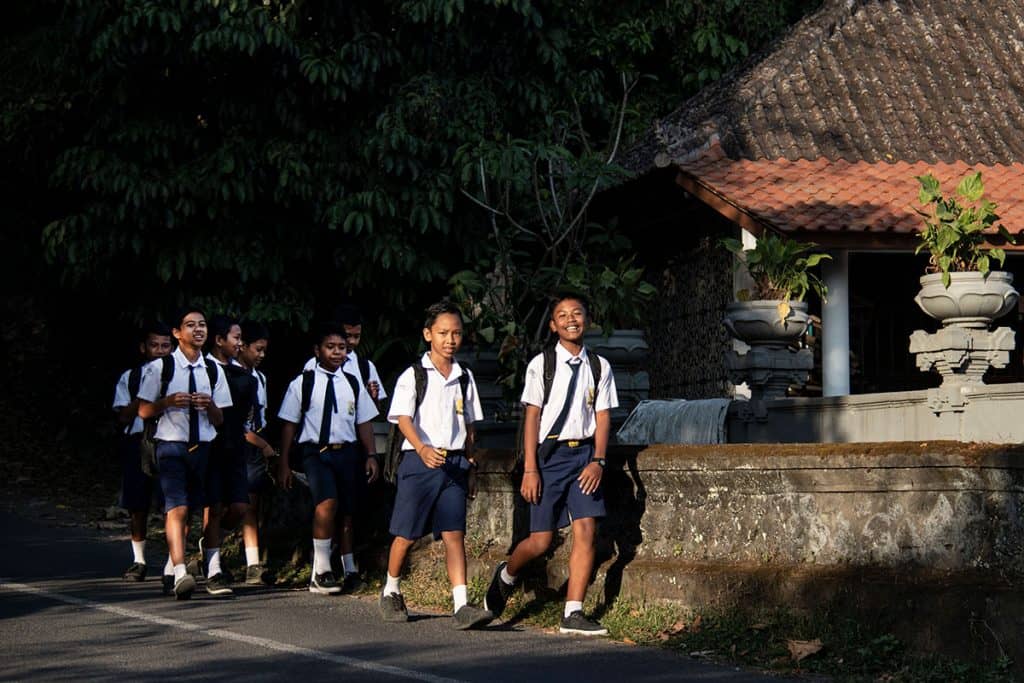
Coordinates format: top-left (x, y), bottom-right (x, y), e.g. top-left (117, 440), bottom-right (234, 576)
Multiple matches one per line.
top-left (389, 449), bottom-right (469, 541)
top-left (529, 442), bottom-right (605, 532)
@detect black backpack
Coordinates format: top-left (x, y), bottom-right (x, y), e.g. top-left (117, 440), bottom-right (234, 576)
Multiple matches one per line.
top-left (136, 355), bottom-right (220, 477)
top-left (382, 362), bottom-right (472, 483)
top-left (290, 368), bottom-right (361, 472)
top-left (512, 346), bottom-right (602, 468)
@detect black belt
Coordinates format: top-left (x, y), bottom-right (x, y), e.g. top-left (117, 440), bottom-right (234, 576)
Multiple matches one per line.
top-left (548, 437), bottom-right (594, 448)
top-left (309, 441), bottom-right (356, 453)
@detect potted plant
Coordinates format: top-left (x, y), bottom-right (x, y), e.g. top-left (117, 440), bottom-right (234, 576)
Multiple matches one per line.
top-left (913, 171), bottom-right (1018, 328)
top-left (719, 233), bottom-right (830, 346)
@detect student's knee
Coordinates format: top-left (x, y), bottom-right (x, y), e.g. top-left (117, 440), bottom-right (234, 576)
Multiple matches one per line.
top-left (527, 531), bottom-right (555, 554)
top-left (315, 498), bottom-right (337, 518)
top-left (440, 530), bottom-right (465, 548)
top-left (572, 517), bottom-right (597, 545)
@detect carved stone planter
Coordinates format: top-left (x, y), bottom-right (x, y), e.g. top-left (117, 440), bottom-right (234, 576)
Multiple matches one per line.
top-left (722, 301), bottom-right (813, 400)
top-left (915, 271), bottom-right (1018, 329)
top-left (584, 329), bottom-right (650, 420)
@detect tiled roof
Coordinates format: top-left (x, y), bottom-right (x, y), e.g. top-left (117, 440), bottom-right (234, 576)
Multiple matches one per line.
top-left (676, 143), bottom-right (1024, 246)
top-left (622, 0), bottom-right (1024, 247)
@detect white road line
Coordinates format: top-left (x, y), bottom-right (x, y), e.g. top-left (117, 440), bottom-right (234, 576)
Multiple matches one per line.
top-left (0, 579), bottom-right (463, 683)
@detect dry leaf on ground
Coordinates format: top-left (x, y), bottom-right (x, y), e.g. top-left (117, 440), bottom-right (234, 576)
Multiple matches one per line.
top-left (786, 638), bottom-right (823, 662)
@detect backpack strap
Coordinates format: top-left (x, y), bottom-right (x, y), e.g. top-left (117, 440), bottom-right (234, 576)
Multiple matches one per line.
top-left (204, 357), bottom-right (220, 391)
top-left (412, 363), bottom-right (428, 409)
top-left (587, 352), bottom-right (602, 405)
top-left (343, 371), bottom-right (361, 409)
top-left (255, 369), bottom-right (266, 391)
top-left (299, 369), bottom-right (315, 419)
top-left (127, 366), bottom-right (143, 400)
top-left (158, 355), bottom-right (175, 399)
top-left (358, 356), bottom-right (372, 388)
top-left (541, 345), bottom-right (557, 406)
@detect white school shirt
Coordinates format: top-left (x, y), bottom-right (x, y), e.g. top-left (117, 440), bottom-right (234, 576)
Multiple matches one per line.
top-left (246, 367), bottom-right (268, 432)
top-left (301, 351), bottom-right (388, 400)
top-left (278, 364), bottom-right (379, 444)
top-left (112, 368), bottom-right (143, 436)
top-left (137, 347), bottom-right (233, 443)
top-left (521, 343), bottom-right (618, 444)
top-left (388, 353), bottom-right (483, 451)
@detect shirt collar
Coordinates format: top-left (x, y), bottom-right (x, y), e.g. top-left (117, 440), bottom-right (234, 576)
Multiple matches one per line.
top-left (554, 341), bottom-right (587, 364)
top-left (174, 347), bottom-right (205, 369)
top-left (420, 352), bottom-right (463, 380)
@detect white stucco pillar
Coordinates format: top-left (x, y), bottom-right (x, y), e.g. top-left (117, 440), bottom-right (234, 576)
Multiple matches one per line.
top-left (732, 229), bottom-right (758, 399)
top-left (822, 249), bottom-right (851, 396)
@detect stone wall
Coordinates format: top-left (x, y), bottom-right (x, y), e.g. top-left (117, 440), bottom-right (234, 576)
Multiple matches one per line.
top-left (464, 441), bottom-right (1024, 665)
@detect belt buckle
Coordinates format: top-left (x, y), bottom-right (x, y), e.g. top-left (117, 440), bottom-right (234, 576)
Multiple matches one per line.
top-left (567, 440), bottom-right (580, 448)
top-left (437, 448), bottom-right (448, 458)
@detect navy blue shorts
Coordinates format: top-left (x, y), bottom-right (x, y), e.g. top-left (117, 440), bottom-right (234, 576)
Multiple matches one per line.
top-left (530, 443), bottom-right (605, 532)
top-left (157, 441), bottom-right (210, 513)
top-left (205, 442), bottom-right (250, 507)
top-left (245, 444), bottom-right (272, 495)
top-left (119, 435), bottom-right (159, 512)
top-left (389, 449), bottom-right (469, 541)
top-left (301, 443), bottom-right (367, 513)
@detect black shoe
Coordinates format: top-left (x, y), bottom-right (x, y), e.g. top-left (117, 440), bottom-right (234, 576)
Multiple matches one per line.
top-left (245, 564), bottom-right (271, 585)
top-left (122, 562), bottom-right (147, 582)
top-left (558, 610), bottom-right (608, 636)
top-left (453, 604), bottom-right (493, 630)
top-left (173, 574), bottom-right (196, 601)
top-left (161, 574), bottom-right (174, 596)
top-left (484, 561), bottom-right (516, 618)
top-left (220, 567), bottom-right (235, 585)
top-left (205, 573), bottom-right (234, 597)
top-left (379, 592), bottom-right (409, 622)
top-left (342, 572), bottom-right (367, 594)
top-left (309, 571), bottom-right (342, 595)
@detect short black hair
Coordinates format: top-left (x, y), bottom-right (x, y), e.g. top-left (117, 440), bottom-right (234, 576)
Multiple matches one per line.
top-left (141, 320), bottom-right (172, 342)
top-left (171, 305), bottom-right (206, 330)
top-left (333, 303), bottom-right (362, 327)
top-left (548, 290), bottom-right (589, 320)
top-left (240, 320), bottom-right (270, 345)
top-left (423, 300), bottom-right (463, 329)
top-left (314, 321), bottom-right (346, 346)
top-left (208, 314), bottom-right (240, 344)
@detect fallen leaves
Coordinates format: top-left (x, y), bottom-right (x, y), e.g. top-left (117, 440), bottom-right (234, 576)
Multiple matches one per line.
top-left (786, 638), bottom-right (823, 662)
top-left (656, 615), bottom-right (700, 641)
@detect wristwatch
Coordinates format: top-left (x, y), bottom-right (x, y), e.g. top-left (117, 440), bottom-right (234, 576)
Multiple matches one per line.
top-left (593, 457), bottom-right (606, 468)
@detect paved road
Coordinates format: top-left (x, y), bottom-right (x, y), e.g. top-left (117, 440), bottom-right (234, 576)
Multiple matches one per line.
top-left (0, 512), bottom-right (785, 682)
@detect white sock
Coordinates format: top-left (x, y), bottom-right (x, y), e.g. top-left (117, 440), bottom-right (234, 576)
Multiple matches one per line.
top-left (500, 566), bottom-right (516, 585)
top-left (164, 556), bottom-right (174, 576)
top-left (206, 547), bottom-right (222, 577)
top-left (173, 563), bottom-right (187, 581)
top-left (383, 573), bottom-right (402, 597)
top-left (131, 540), bottom-right (146, 565)
top-left (564, 600), bottom-right (584, 618)
top-left (341, 553), bottom-right (356, 575)
top-left (313, 538), bottom-right (333, 575)
top-left (452, 584), bottom-right (468, 612)
top-left (245, 547), bottom-right (260, 567)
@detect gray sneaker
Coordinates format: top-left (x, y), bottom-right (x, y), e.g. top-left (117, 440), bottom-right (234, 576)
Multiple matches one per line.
top-left (245, 564), bottom-right (271, 585)
top-left (205, 573), bottom-right (234, 597)
top-left (558, 610), bottom-right (608, 636)
top-left (173, 574), bottom-right (196, 601)
top-left (453, 604), bottom-right (493, 630)
top-left (379, 592), bottom-right (409, 622)
top-left (484, 561), bottom-right (516, 618)
top-left (122, 562), bottom-right (147, 582)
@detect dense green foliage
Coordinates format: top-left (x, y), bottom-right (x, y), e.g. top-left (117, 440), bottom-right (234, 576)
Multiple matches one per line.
top-left (4, 1), bottom-right (816, 330)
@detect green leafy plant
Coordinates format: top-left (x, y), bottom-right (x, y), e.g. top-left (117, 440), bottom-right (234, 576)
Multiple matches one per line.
top-left (914, 171), bottom-right (1015, 287)
top-left (565, 257), bottom-right (657, 335)
top-left (720, 233), bottom-right (830, 312)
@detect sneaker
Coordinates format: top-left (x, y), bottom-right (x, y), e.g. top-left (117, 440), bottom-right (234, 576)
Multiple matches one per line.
top-left (186, 557), bottom-right (204, 580)
top-left (161, 574), bottom-right (174, 596)
top-left (484, 561), bottom-right (516, 618)
top-left (220, 567), bottom-right (235, 584)
top-left (379, 592), bottom-right (409, 622)
top-left (342, 572), bottom-right (367, 594)
top-left (173, 574), bottom-right (196, 600)
top-left (245, 564), bottom-right (271, 585)
top-left (453, 604), bottom-right (493, 630)
top-left (205, 573), bottom-right (234, 598)
top-left (122, 562), bottom-right (147, 582)
top-left (558, 610), bottom-right (608, 636)
top-left (309, 571), bottom-right (342, 595)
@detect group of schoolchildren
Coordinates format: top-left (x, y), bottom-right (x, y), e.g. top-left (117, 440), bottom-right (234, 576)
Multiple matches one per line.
top-left (113, 294), bottom-right (619, 636)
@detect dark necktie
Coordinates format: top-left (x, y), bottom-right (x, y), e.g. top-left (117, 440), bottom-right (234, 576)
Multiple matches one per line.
top-left (188, 365), bottom-right (199, 448)
top-left (547, 359), bottom-right (581, 440)
top-left (319, 373), bottom-right (337, 447)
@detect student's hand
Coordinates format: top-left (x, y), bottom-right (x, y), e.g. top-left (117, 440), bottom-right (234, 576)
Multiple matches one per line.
top-left (262, 444), bottom-right (276, 459)
top-left (191, 393), bottom-right (212, 411)
top-left (467, 468), bottom-right (478, 501)
top-left (368, 380), bottom-right (380, 402)
top-left (520, 470), bottom-right (541, 504)
top-left (278, 462), bottom-right (292, 490)
top-left (417, 445), bottom-right (445, 469)
top-left (166, 392), bottom-right (192, 409)
top-left (577, 461), bottom-right (603, 496)
top-left (365, 455), bottom-right (380, 483)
